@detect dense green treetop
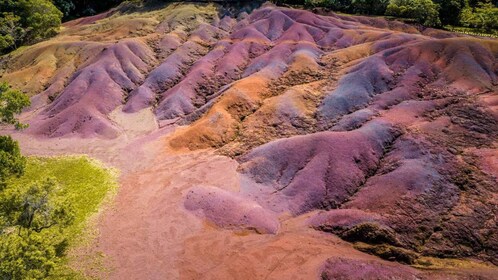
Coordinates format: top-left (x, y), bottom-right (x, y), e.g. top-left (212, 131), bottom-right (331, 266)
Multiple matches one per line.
top-left (0, 0), bottom-right (62, 54)
top-left (0, 83), bottom-right (30, 186)
top-left (386, 0), bottom-right (442, 26)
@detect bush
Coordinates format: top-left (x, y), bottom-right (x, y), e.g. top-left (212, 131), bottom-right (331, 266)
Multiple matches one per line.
top-left (434, 0), bottom-right (467, 25)
top-left (0, 231), bottom-right (65, 279)
top-left (460, 2), bottom-right (498, 31)
top-left (0, 83), bottom-right (31, 129)
top-left (350, 0), bottom-right (390, 15)
top-left (0, 0), bottom-right (62, 54)
top-left (386, 0), bottom-right (442, 26)
top-left (0, 178), bottom-right (72, 280)
top-left (18, 0), bottom-right (63, 43)
top-left (53, 0), bottom-right (125, 20)
top-left (0, 82), bottom-right (29, 188)
top-left (0, 156), bottom-right (118, 279)
top-left (0, 136), bottom-right (26, 187)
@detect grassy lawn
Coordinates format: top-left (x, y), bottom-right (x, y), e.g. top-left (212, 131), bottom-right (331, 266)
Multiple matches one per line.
top-left (6, 156), bottom-right (119, 279)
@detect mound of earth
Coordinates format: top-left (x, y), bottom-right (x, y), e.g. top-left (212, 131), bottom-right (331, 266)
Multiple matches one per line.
top-left (2, 1), bottom-right (498, 279)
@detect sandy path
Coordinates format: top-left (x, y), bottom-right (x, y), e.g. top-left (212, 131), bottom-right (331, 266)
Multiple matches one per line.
top-left (92, 136), bottom-right (379, 280)
top-left (10, 127), bottom-right (367, 279)
top-left (9, 127), bottom-right (498, 280)
top-left (96, 146), bottom-right (241, 279)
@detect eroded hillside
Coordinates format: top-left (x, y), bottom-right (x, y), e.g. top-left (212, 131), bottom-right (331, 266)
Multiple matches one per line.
top-left (1, 1), bottom-right (498, 279)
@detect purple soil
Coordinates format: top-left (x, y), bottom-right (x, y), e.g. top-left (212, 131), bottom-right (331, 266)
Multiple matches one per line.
top-left (238, 120), bottom-right (399, 214)
top-left (184, 185), bottom-right (279, 234)
top-left (28, 39), bottom-right (155, 138)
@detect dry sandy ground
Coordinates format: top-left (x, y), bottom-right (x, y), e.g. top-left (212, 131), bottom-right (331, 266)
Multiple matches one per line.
top-left (8, 124), bottom-right (497, 280)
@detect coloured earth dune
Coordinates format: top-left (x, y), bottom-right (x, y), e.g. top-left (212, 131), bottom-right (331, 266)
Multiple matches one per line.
top-left (1, 1), bottom-right (498, 279)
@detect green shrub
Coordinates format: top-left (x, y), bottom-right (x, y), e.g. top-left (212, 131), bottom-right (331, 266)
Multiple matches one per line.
top-left (350, 0), bottom-right (389, 15)
top-left (434, 0), bottom-right (467, 25)
top-left (0, 156), bottom-right (118, 279)
top-left (460, 2), bottom-right (498, 31)
top-left (0, 0), bottom-right (62, 54)
top-left (386, 0), bottom-right (442, 26)
top-left (0, 136), bottom-right (26, 188)
top-left (0, 82), bottom-right (31, 129)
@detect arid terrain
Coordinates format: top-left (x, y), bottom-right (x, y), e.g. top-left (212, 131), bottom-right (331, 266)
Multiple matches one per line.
top-left (1, 1), bottom-right (498, 279)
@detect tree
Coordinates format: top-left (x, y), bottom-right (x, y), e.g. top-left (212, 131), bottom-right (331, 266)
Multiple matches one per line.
top-left (0, 13), bottom-right (25, 53)
top-left (0, 83), bottom-right (73, 280)
top-left (16, 0), bottom-right (63, 44)
top-left (0, 163), bottom-right (75, 280)
top-left (0, 136), bottom-right (25, 188)
top-left (0, 0), bottom-right (62, 55)
top-left (52, 0), bottom-right (124, 21)
top-left (304, 0), bottom-right (354, 12)
top-left (351, 0), bottom-right (390, 15)
top-left (0, 83), bottom-right (31, 129)
top-left (433, 0), bottom-right (467, 25)
top-left (0, 230), bottom-right (66, 279)
top-left (0, 178), bottom-right (74, 234)
top-left (53, 0), bottom-right (76, 18)
top-left (0, 83), bottom-right (30, 188)
top-left (0, 178), bottom-right (74, 280)
top-left (460, 2), bottom-right (498, 31)
top-left (386, 0), bottom-right (442, 26)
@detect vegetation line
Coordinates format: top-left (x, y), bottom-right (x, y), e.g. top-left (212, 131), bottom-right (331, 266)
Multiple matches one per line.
top-left (0, 82), bottom-right (119, 279)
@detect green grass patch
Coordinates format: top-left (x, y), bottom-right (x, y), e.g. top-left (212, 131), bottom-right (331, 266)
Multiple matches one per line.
top-left (443, 25), bottom-right (498, 38)
top-left (4, 155), bottom-right (119, 279)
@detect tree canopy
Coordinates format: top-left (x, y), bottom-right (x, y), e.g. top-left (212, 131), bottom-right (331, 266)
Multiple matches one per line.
top-left (283, 0), bottom-right (498, 29)
top-left (0, 83), bottom-right (30, 186)
top-left (0, 82), bottom-right (71, 280)
top-left (386, 0), bottom-right (442, 26)
top-left (53, 0), bottom-right (124, 20)
top-left (0, 0), bottom-right (496, 56)
top-left (460, 1), bottom-right (498, 31)
top-left (0, 0), bottom-right (62, 54)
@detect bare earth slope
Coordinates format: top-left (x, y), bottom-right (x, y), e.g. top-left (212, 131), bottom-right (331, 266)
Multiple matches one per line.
top-left (2, 1), bottom-right (498, 279)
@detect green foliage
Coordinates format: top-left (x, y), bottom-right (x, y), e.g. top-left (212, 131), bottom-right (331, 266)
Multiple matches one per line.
top-left (460, 2), bottom-right (498, 31)
top-left (0, 178), bottom-right (72, 280)
top-left (0, 231), bottom-right (64, 279)
top-left (53, 0), bottom-right (76, 18)
top-left (17, 0), bottom-right (63, 43)
top-left (0, 83), bottom-right (31, 129)
top-left (0, 136), bottom-right (26, 187)
top-left (52, 0), bottom-right (125, 21)
top-left (386, 0), bottom-right (442, 26)
top-left (0, 178), bottom-right (75, 233)
top-left (289, 0), bottom-right (497, 30)
top-left (0, 156), bottom-right (118, 279)
top-left (434, 0), bottom-right (467, 25)
top-left (0, 0), bottom-right (62, 55)
top-left (12, 157), bottom-right (118, 236)
top-left (0, 13), bottom-right (25, 53)
top-left (350, 0), bottom-right (390, 15)
top-left (0, 82), bottom-right (29, 188)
